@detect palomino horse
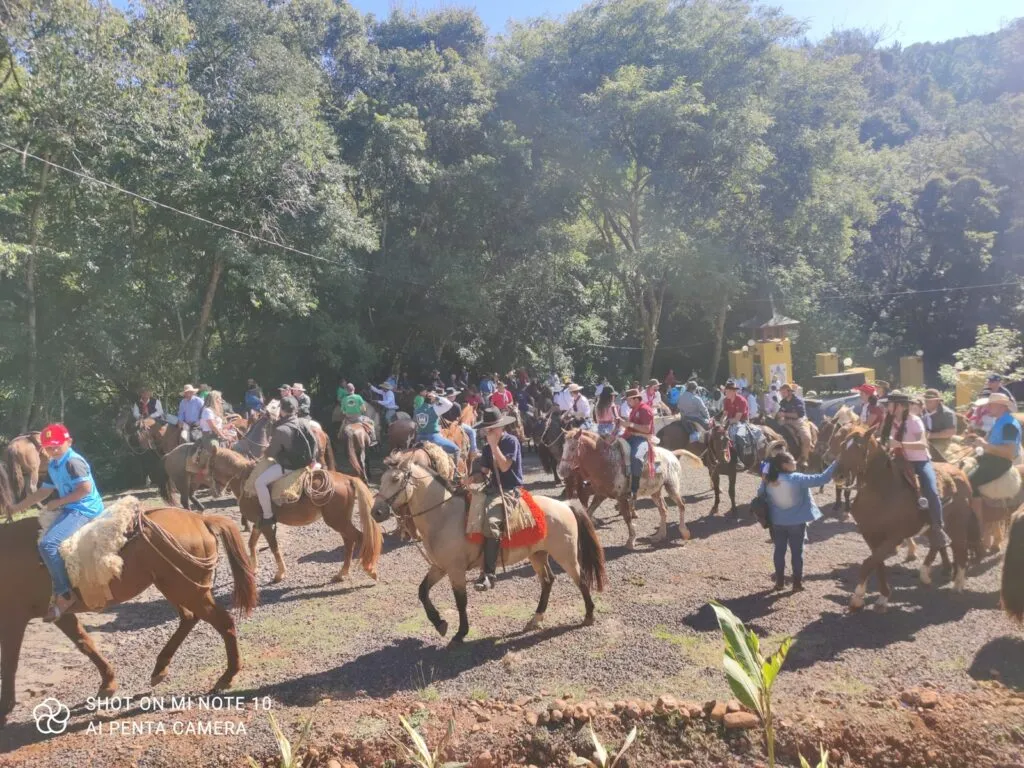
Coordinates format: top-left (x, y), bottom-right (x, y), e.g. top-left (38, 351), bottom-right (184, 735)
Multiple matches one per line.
top-left (833, 423), bottom-right (975, 611)
top-left (1004, 508), bottom-right (1024, 623)
top-left (559, 430), bottom-right (702, 549)
top-left (0, 466), bottom-right (256, 725)
top-left (203, 446), bottom-right (382, 585)
top-left (3, 433), bottom-right (46, 504)
top-left (370, 452), bottom-right (606, 643)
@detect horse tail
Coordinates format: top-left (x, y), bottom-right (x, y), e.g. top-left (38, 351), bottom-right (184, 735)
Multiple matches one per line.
top-left (1002, 509), bottom-right (1024, 623)
top-left (323, 430), bottom-right (337, 472)
top-left (202, 515), bottom-right (259, 617)
top-left (573, 507), bottom-right (606, 592)
top-left (354, 478), bottom-right (382, 577)
top-left (158, 455), bottom-right (176, 506)
top-left (673, 449), bottom-right (703, 469)
top-left (346, 431), bottom-right (365, 482)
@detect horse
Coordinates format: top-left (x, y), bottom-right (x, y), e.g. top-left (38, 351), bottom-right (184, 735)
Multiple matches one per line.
top-left (1003, 508), bottom-right (1024, 623)
top-left (701, 422), bottom-right (787, 515)
top-left (810, 406), bottom-right (858, 516)
top-left (559, 430), bottom-right (702, 549)
top-left (3, 433), bottom-right (46, 504)
top-left (203, 445), bottom-right (382, 585)
top-left (532, 408), bottom-right (566, 485)
top-left (370, 452), bottom-right (606, 643)
top-left (341, 419), bottom-right (373, 483)
top-left (766, 416), bottom-right (819, 469)
top-left (230, 411), bottom-right (275, 459)
top-left (832, 423), bottom-right (976, 611)
top-left (388, 417), bottom-right (417, 454)
top-left (0, 465), bottom-right (257, 725)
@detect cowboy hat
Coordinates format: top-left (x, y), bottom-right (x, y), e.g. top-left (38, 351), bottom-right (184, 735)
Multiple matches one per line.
top-left (646, 379), bottom-right (660, 387)
top-left (378, 382), bottom-right (394, 391)
top-left (873, 380), bottom-right (890, 391)
top-left (291, 382), bottom-right (305, 392)
top-left (987, 372), bottom-right (1003, 381)
top-left (724, 381), bottom-right (739, 391)
top-left (278, 383), bottom-right (292, 391)
top-left (623, 388), bottom-right (641, 400)
top-left (567, 383), bottom-right (583, 393)
top-left (976, 392), bottom-right (1012, 408)
top-left (923, 388), bottom-right (942, 400)
top-left (882, 390), bottom-right (910, 404)
top-left (475, 406), bottom-right (515, 431)
top-left (182, 384), bottom-right (198, 395)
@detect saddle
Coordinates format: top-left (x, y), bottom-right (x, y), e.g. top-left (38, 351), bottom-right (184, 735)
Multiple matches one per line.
top-left (38, 496), bottom-right (143, 609)
top-left (961, 458), bottom-right (1022, 501)
top-left (466, 488), bottom-right (546, 550)
top-left (891, 452), bottom-right (922, 499)
top-left (343, 420), bottom-right (374, 438)
top-left (243, 457), bottom-right (313, 506)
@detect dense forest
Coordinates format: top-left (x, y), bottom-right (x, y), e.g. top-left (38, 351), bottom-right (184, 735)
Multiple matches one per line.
top-left (1, 0), bottom-right (1022, 482)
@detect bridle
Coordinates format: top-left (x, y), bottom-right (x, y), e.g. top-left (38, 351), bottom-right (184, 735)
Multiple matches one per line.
top-left (376, 462), bottom-right (457, 520)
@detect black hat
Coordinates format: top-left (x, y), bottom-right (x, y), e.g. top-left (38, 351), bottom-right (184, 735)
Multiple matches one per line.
top-left (882, 389), bottom-right (910, 404)
top-left (475, 406), bottom-right (515, 431)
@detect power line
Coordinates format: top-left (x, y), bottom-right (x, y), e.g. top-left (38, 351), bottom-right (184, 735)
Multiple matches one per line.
top-left (0, 140), bottom-right (431, 287)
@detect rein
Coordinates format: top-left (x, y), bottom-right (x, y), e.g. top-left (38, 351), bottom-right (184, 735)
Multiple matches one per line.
top-left (137, 512), bottom-right (219, 590)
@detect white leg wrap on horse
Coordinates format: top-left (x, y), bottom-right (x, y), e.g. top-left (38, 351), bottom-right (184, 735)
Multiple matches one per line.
top-left (919, 564), bottom-right (931, 585)
top-left (953, 567), bottom-right (966, 592)
top-left (873, 595), bottom-right (889, 612)
top-left (850, 582), bottom-right (866, 609)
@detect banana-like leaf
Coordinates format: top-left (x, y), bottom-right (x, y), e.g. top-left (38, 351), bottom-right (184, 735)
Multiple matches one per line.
top-left (398, 715), bottom-right (432, 765)
top-left (710, 601), bottom-right (763, 686)
top-left (723, 655), bottom-right (764, 718)
top-left (610, 726), bottom-right (638, 768)
top-left (570, 758), bottom-right (597, 767)
top-left (267, 711), bottom-right (293, 768)
top-left (589, 724), bottom-right (609, 767)
top-left (798, 743), bottom-right (831, 768)
top-left (762, 636), bottom-right (794, 691)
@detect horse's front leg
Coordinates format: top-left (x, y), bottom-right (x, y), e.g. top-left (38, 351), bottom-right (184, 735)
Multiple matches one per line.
top-left (833, 486), bottom-right (842, 512)
top-left (448, 569), bottom-right (470, 645)
top-left (418, 565), bottom-right (448, 636)
top-left (727, 468), bottom-right (737, 516)
top-left (262, 523), bottom-right (287, 583)
top-left (851, 535), bottom-right (903, 611)
top-left (709, 468), bottom-right (721, 514)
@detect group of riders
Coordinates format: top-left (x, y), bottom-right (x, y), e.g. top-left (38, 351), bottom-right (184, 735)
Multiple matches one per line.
top-left (10, 361), bottom-right (1020, 621)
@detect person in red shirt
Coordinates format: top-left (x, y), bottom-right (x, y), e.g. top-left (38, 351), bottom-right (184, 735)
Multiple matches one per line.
top-left (722, 381), bottom-right (749, 423)
top-left (489, 380), bottom-right (514, 411)
top-left (624, 388), bottom-right (655, 504)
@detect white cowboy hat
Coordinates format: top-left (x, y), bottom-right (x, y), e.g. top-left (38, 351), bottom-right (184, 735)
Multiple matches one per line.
top-left (976, 392), bottom-right (1012, 408)
top-left (567, 383), bottom-right (583, 393)
top-left (291, 383), bottom-right (305, 392)
top-left (182, 384), bottom-right (198, 395)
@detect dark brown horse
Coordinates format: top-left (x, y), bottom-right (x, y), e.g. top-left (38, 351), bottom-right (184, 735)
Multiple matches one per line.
top-left (3, 433), bottom-right (46, 504)
top-left (833, 423), bottom-right (975, 611)
top-left (387, 418), bottom-right (417, 454)
top-left (702, 423), bottom-right (786, 515)
top-left (532, 408), bottom-right (566, 485)
top-left (341, 420), bottom-right (373, 483)
top-left (0, 466), bottom-right (257, 726)
top-left (203, 446), bottom-right (382, 585)
top-left (1003, 508), bottom-right (1024, 623)
top-left (810, 407), bottom-right (857, 516)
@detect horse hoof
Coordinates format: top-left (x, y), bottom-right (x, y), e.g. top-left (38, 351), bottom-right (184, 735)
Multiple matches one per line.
top-left (330, 573), bottom-right (347, 584)
top-left (710, 505), bottom-right (719, 516)
top-left (211, 674), bottom-right (235, 691)
top-left (903, 553), bottom-right (917, 563)
top-left (150, 671), bottom-right (168, 687)
top-left (848, 596), bottom-right (865, 612)
top-left (919, 565), bottom-right (932, 585)
top-left (367, 570), bottom-right (379, 582)
top-left (99, 681), bottom-right (119, 697)
top-left (436, 619), bottom-right (448, 637)
top-left (872, 597), bottom-right (889, 613)
top-left (525, 616), bottom-right (543, 632)
top-left (271, 573), bottom-right (285, 584)
top-left (581, 615), bottom-right (595, 627)
top-left (448, 634), bottom-right (466, 647)
top-left (679, 527), bottom-right (691, 541)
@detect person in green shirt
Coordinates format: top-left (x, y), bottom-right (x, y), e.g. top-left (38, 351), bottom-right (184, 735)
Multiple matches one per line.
top-left (413, 385), bottom-right (427, 412)
top-left (336, 376), bottom-right (349, 407)
top-left (339, 382), bottom-right (375, 445)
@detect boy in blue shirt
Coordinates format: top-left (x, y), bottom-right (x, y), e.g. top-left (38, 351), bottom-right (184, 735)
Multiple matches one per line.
top-left (8, 424), bottom-right (105, 621)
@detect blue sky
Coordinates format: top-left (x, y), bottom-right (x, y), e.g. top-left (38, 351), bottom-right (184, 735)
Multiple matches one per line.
top-left (107, 0), bottom-right (1020, 45)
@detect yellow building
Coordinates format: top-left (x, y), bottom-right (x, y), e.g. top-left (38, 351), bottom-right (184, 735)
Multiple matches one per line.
top-left (728, 348), bottom-right (754, 383)
top-left (900, 355), bottom-right (925, 388)
top-left (815, 352), bottom-right (839, 375)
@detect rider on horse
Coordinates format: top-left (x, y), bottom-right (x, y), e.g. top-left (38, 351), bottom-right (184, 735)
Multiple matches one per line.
top-left (199, 390), bottom-right (233, 450)
top-left (7, 424), bottom-right (105, 621)
top-left (489, 379), bottom-right (514, 411)
top-left (853, 383), bottom-right (885, 428)
top-left (562, 383), bottom-right (593, 430)
top-left (677, 381), bottom-right (710, 441)
top-left (132, 387), bottom-right (164, 424)
top-left (623, 388), bottom-right (655, 517)
top-left (243, 379), bottom-right (264, 421)
top-left (964, 392), bottom-right (1021, 528)
top-left (254, 397), bottom-right (317, 528)
top-left (643, 379), bottom-right (671, 416)
top-left (443, 387), bottom-right (478, 459)
top-left (777, 383), bottom-right (812, 465)
top-left (723, 381), bottom-right (758, 465)
top-left (340, 382), bottom-right (376, 446)
top-left (371, 382), bottom-right (398, 424)
top-left (470, 406), bottom-right (523, 592)
top-left (291, 383), bottom-right (312, 419)
top-left (177, 384), bottom-right (205, 443)
top-left (415, 391), bottom-right (461, 459)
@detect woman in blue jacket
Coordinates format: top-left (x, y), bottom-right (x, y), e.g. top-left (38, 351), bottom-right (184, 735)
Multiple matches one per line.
top-left (757, 451), bottom-right (838, 592)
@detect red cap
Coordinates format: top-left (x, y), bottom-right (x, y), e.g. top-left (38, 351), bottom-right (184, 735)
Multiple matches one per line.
top-left (39, 423), bottom-right (72, 448)
top-left (852, 384), bottom-right (876, 396)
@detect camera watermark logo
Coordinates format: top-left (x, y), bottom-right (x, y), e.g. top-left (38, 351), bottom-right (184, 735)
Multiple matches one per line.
top-left (33, 697), bottom-right (70, 735)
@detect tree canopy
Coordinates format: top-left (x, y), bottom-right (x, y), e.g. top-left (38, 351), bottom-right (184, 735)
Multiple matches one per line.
top-left (2, 0), bottom-right (1021, 486)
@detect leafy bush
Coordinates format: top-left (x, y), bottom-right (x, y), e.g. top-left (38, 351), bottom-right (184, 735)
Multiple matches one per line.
top-left (938, 325), bottom-right (1024, 387)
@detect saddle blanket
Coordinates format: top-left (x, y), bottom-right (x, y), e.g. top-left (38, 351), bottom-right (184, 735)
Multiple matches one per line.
top-left (38, 496), bottom-right (141, 610)
top-left (242, 457), bottom-right (311, 505)
top-left (960, 458), bottom-right (1022, 501)
top-left (466, 488), bottom-right (546, 550)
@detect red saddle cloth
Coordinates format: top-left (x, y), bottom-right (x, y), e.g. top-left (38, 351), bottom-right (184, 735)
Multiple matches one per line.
top-left (466, 488), bottom-right (548, 550)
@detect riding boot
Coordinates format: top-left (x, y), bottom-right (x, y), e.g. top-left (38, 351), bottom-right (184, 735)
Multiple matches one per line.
top-left (773, 574), bottom-right (785, 592)
top-left (475, 538), bottom-right (499, 591)
top-left (792, 578), bottom-right (804, 592)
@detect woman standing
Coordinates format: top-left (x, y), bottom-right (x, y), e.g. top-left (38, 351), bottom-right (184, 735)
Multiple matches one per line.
top-left (758, 451), bottom-right (838, 592)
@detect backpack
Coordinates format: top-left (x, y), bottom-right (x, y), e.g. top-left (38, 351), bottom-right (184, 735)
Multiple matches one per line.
top-left (292, 419), bottom-right (318, 467)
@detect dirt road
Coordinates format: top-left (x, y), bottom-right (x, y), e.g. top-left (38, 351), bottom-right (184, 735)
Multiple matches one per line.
top-left (1, 454), bottom-right (1021, 767)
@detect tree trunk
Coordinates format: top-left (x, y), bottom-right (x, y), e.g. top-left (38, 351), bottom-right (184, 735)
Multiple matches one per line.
top-left (708, 295), bottom-right (730, 382)
top-left (191, 253), bottom-right (224, 379)
top-left (20, 158), bottom-right (51, 433)
top-left (638, 283), bottom-right (665, 384)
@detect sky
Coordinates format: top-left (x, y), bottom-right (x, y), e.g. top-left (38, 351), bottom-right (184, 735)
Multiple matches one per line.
top-left (351, 0), bottom-right (1020, 45)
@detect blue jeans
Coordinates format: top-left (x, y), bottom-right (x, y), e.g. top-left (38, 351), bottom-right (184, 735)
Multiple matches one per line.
top-left (39, 509), bottom-right (93, 597)
top-left (460, 424), bottom-right (478, 454)
top-left (910, 459), bottom-right (943, 530)
top-left (627, 435), bottom-right (646, 494)
top-left (773, 523), bottom-right (807, 582)
top-left (421, 432), bottom-right (460, 457)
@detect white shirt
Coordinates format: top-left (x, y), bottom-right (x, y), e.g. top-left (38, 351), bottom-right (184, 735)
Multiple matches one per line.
top-left (619, 399), bottom-right (632, 419)
top-left (643, 388), bottom-right (664, 412)
top-left (371, 386), bottom-right (397, 411)
top-left (431, 397), bottom-right (454, 416)
top-left (764, 392), bottom-right (780, 417)
top-left (746, 394), bottom-right (759, 418)
top-left (568, 394), bottom-right (592, 419)
top-left (132, 399), bottom-right (164, 420)
top-left (199, 407), bottom-right (223, 433)
top-left (554, 388), bottom-right (573, 411)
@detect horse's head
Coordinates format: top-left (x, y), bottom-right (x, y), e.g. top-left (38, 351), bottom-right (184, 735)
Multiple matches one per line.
top-left (372, 454), bottom-right (417, 522)
top-left (833, 423), bottom-right (878, 484)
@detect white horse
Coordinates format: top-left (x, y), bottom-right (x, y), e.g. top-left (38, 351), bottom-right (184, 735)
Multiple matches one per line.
top-left (370, 452), bottom-right (606, 643)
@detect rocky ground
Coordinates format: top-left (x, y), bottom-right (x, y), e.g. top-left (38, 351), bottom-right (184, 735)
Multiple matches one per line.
top-left (1, 453), bottom-right (1022, 768)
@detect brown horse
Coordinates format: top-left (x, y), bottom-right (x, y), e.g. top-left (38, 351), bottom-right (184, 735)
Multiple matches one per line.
top-left (833, 423), bottom-right (975, 611)
top-left (341, 420), bottom-right (373, 483)
top-left (810, 407), bottom-right (858, 515)
top-left (388, 418), bottom-right (417, 454)
top-left (203, 446), bottom-right (382, 585)
top-left (3, 434), bottom-right (46, 504)
top-left (702, 422), bottom-right (787, 515)
top-left (1003, 508), bottom-right (1024, 622)
top-left (532, 408), bottom-right (566, 485)
top-left (0, 467), bottom-right (257, 725)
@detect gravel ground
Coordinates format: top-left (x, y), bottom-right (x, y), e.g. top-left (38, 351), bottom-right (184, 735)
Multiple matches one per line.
top-left (1, 453), bottom-right (1021, 767)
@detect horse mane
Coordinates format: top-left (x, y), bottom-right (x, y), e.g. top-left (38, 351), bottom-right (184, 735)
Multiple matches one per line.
top-left (212, 445), bottom-right (255, 473)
